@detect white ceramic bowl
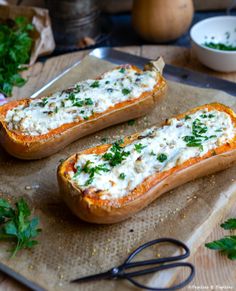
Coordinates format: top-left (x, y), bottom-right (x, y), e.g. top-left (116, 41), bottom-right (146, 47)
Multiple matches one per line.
top-left (190, 16), bottom-right (236, 72)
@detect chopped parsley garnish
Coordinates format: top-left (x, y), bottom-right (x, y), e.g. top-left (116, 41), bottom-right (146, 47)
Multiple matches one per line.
top-left (134, 143), bottom-right (146, 153)
top-left (128, 119), bottom-right (135, 126)
top-left (182, 117), bottom-right (210, 150)
top-left (103, 140), bottom-right (130, 167)
top-left (73, 160), bottom-right (110, 185)
top-left (183, 135), bottom-right (203, 150)
top-left (157, 153), bottom-right (167, 162)
top-left (119, 173), bottom-right (126, 180)
top-left (150, 150), bottom-right (156, 156)
top-left (105, 80), bottom-right (110, 84)
top-left (200, 113), bottom-right (215, 118)
top-left (122, 88), bottom-right (131, 95)
top-left (185, 115), bottom-right (191, 120)
top-left (215, 129), bottom-right (222, 132)
top-left (119, 68), bottom-right (125, 73)
top-left (68, 93), bottom-right (76, 102)
top-left (85, 98), bottom-right (93, 105)
top-left (192, 118), bottom-right (207, 136)
top-left (73, 165), bottom-right (82, 179)
top-left (54, 106), bottom-right (58, 113)
top-left (68, 93), bottom-right (93, 107)
top-left (74, 100), bottom-right (83, 107)
top-left (203, 42), bottom-right (236, 51)
top-left (39, 98), bottom-right (48, 107)
top-left (90, 80), bottom-right (100, 88)
top-left (74, 85), bottom-right (80, 93)
top-left (83, 116), bottom-right (89, 120)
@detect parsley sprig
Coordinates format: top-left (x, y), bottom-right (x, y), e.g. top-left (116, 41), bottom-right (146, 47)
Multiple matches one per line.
top-left (0, 17), bottom-right (34, 96)
top-left (0, 198), bottom-right (41, 257)
top-left (205, 218), bottom-right (236, 260)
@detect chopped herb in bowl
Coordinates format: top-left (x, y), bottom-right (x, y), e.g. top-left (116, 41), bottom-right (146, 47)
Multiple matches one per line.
top-left (203, 42), bottom-right (236, 51)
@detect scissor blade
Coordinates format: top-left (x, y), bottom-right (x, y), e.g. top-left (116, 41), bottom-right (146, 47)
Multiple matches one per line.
top-left (71, 270), bottom-right (112, 283)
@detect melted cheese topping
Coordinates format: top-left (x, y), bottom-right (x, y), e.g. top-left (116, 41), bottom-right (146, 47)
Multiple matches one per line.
top-left (70, 109), bottom-right (235, 200)
top-left (5, 66), bottom-right (158, 136)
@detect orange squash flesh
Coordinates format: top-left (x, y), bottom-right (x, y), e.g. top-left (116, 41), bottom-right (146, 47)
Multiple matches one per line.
top-left (57, 103), bottom-right (236, 224)
top-left (0, 65), bottom-right (167, 159)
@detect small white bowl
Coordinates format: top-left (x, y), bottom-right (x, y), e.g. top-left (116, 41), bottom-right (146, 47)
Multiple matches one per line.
top-left (190, 16), bottom-right (236, 72)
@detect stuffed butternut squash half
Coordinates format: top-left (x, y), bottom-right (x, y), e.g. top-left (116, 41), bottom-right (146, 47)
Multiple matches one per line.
top-left (0, 59), bottom-right (166, 159)
top-left (58, 103), bottom-right (236, 224)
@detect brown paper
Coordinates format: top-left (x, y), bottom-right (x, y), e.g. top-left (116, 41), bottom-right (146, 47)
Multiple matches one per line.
top-left (0, 3), bottom-right (55, 65)
top-left (1, 56), bottom-right (236, 290)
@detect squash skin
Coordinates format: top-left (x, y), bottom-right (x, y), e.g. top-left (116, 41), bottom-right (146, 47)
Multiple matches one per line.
top-left (0, 65), bottom-right (167, 160)
top-left (57, 103), bottom-right (236, 224)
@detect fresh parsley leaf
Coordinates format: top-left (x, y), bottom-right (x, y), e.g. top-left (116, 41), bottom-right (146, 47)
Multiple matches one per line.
top-left (85, 98), bottom-right (93, 106)
top-left (134, 143), bottom-right (146, 153)
top-left (119, 173), bottom-right (126, 180)
top-left (185, 115), bottom-right (191, 120)
top-left (79, 161), bottom-right (110, 185)
top-left (83, 116), bottom-right (89, 120)
top-left (73, 166), bottom-right (82, 179)
top-left (103, 140), bottom-right (130, 167)
top-left (105, 80), bottom-right (110, 84)
top-left (221, 218), bottom-right (236, 230)
top-left (0, 17), bottom-right (34, 96)
top-left (150, 150), bottom-right (156, 156)
top-left (119, 68), bottom-right (125, 73)
top-left (157, 153), bottom-right (167, 162)
top-left (90, 80), bottom-right (99, 88)
top-left (0, 198), bottom-right (41, 257)
top-left (39, 98), bottom-right (48, 107)
top-left (205, 236), bottom-right (236, 260)
top-left (122, 88), bottom-right (131, 95)
top-left (192, 118), bottom-right (207, 136)
top-left (200, 113), bottom-right (214, 119)
top-left (74, 85), bottom-right (80, 93)
top-left (68, 93), bottom-right (76, 102)
top-left (74, 100), bottom-right (84, 107)
top-left (128, 119), bottom-right (135, 126)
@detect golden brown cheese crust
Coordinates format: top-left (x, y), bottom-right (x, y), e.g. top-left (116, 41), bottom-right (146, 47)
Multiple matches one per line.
top-left (57, 103), bottom-right (236, 224)
top-left (0, 65), bottom-right (167, 159)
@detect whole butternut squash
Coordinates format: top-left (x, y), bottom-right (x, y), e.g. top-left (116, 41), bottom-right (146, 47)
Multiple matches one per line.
top-left (132, 0), bottom-right (194, 42)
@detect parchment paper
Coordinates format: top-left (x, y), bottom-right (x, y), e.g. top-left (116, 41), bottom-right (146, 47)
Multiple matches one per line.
top-left (0, 56), bottom-right (236, 291)
top-left (0, 3), bottom-right (55, 65)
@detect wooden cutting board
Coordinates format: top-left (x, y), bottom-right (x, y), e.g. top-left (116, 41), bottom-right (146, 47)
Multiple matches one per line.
top-left (1, 46), bottom-right (236, 291)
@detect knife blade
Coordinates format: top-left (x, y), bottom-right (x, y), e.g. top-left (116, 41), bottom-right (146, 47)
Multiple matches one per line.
top-left (90, 47), bottom-right (236, 97)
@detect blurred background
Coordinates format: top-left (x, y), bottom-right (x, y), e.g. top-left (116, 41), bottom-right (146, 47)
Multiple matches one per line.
top-left (2, 0), bottom-right (236, 56)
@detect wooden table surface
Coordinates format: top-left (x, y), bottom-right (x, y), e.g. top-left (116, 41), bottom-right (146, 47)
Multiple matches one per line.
top-left (1, 45), bottom-right (236, 291)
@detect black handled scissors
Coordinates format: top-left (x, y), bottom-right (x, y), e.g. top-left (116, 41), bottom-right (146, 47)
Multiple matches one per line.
top-left (71, 237), bottom-right (195, 291)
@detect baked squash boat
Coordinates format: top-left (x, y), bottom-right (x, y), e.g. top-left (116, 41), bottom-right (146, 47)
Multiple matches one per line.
top-left (0, 59), bottom-right (166, 159)
top-left (58, 103), bottom-right (236, 224)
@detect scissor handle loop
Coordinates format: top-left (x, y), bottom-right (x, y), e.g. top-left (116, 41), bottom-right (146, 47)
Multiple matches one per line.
top-left (125, 262), bottom-right (195, 291)
top-left (122, 237), bottom-right (190, 269)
